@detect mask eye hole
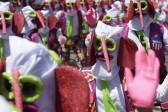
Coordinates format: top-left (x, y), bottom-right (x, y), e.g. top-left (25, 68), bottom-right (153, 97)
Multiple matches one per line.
top-left (94, 36), bottom-right (102, 51)
top-left (103, 15), bottom-right (112, 23)
top-left (66, 3), bottom-right (70, 6)
top-left (28, 11), bottom-right (37, 18)
top-left (19, 75), bottom-right (43, 103)
top-left (4, 11), bottom-right (13, 21)
top-left (0, 73), bottom-right (14, 100)
top-left (106, 38), bottom-right (116, 52)
top-left (37, 5), bottom-right (41, 9)
top-left (141, 1), bottom-right (148, 11)
top-left (133, 3), bottom-right (138, 11)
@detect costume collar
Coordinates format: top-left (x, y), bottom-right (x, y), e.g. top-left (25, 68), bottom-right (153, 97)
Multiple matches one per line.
top-left (128, 14), bottom-right (153, 31)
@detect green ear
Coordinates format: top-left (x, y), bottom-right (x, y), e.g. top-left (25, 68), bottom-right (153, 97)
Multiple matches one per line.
top-left (106, 38), bottom-right (116, 52)
top-left (4, 11), bottom-right (13, 21)
top-left (49, 50), bottom-right (62, 66)
top-left (19, 75), bottom-right (43, 103)
top-left (0, 72), bottom-right (14, 100)
top-left (28, 11), bottom-right (37, 18)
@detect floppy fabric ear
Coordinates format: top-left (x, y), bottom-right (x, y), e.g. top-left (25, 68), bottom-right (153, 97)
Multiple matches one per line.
top-left (9, 4), bottom-right (15, 13)
top-left (117, 37), bottom-right (138, 70)
top-left (147, 0), bottom-right (155, 19)
top-left (55, 65), bottom-right (89, 112)
top-left (99, 13), bottom-right (106, 21)
top-left (0, 58), bottom-right (6, 75)
top-left (124, 0), bottom-right (134, 23)
top-left (75, 0), bottom-right (80, 10)
top-left (12, 12), bottom-right (24, 36)
top-left (51, 0), bottom-right (56, 9)
top-left (101, 0), bottom-right (106, 9)
top-left (89, 31), bottom-right (96, 66)
top-left (48, 13), bottom-right (57, 30)
top-left (36, 11), bottom-right (45, 29)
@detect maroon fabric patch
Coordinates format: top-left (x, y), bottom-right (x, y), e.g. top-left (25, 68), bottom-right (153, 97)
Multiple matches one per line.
top-left (89, 31), bottom-right (96, 66)
top-left (48, 13), bottom-right (57, 30)
top-left (117, 37), bottom-right (138, 70)
top-left (12, 12), bottom-right (24, 35)
top-left (0, 58), bottom-right (6, 75)
top-left (55, 65), bottom-right (89, 112)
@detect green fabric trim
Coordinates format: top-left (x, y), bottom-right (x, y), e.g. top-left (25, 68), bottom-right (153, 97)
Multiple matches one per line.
top-left (0, 39), bottom-right (4, 61)
top-left (81, 21), bottom-right (88, 34)
top-left (100, 80), bottom-right (118, 112)
top-left (42, 34), bottom-right (49, 48)
top-left (66, 16), bottom-right (74, 38)
top-left (136, 30), bottom-right (149, 52)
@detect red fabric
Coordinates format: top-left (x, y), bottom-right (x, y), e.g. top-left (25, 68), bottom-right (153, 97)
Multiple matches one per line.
top-left (48, 13), bottom-right (57, 30)
top-left (89, 31), bottom-right (96, 66)
top-left (36, 11), bottom-right (45, 29)
top-left (124, 0), bottom-right (134, 23)
top-left (55, 65), bottom-right (89, 112)
top-left (117, 37), bottom-right (138, 70)
top-left (152, 1), bottom-right (158, 10)
top-left (147, 0), bottom-right (155, 19)
top-left (12, 12), bottom-right (24, 36)
top-left (0, 58), bottom-right (6, 75)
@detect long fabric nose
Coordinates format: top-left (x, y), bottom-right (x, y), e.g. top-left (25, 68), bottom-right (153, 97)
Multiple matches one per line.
top-left (70, 2), bottom-right (74, 14)
top-left (12, 69), bottom-right (23, 112)
top-left (0, 12), bottom-right (6, 34)
top-left (137, 0), bottom-right (144, 29)
top-left (36, 11), bottom-right (45, 28)
top-left (102, 36), bottom-right (111, 73)
top-left (18, 0), bottom-right (21, 6)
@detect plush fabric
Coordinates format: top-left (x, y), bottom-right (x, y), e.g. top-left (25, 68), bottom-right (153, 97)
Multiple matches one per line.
top-left (55, 65), bottom-right (89, 112)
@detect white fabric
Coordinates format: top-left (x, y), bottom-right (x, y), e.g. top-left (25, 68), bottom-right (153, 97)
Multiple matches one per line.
top-left (0, 2), bottom-right (10, 11)
top-left (96, 76), bottom-right (126, 112)
top-left (95, 21), bottom-right (124, 39)
top-left (5, 37), bottom-right (57, 112)
top-left (66, 0), bottom-right (76, 3)
top-left (91, 60), bottom-right (120, 80)
top-left (94, 0), bottom-right (101, 3)
top-left (163, 26), bottom-right (168, 52)
top-left (124, 0), bottom-right (130, 6)
top-left (21, 6), bottom-right (37, 34)
top-left (44, 0), bottom-right (52, 2)
top-left (156, 74), bottom-right (168, 102)
top-left (0, 96), bottom-right (12, 112)
top-left (156, 1), bottom-right (168, 23)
